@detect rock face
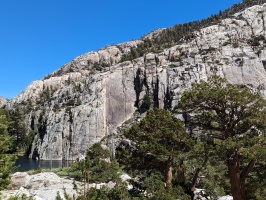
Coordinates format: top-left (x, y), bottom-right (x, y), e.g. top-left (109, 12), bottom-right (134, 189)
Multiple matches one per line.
top-left (6, 3), bottom-right (266, 160)
top-left (0, 96), bottom-right (7, 108)
top-left (1, 172), bottom-right (81, 200)
top-left (1, 172), bottom-right (128, 200)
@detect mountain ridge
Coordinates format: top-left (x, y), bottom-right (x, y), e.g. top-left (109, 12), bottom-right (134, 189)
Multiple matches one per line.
top-left (6, 2), bottom-right (266, 160)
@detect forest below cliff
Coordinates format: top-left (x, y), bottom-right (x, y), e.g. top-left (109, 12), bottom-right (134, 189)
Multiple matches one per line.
top-left (72, 76), bottom-right (266, 200)
top-left (1, 76), bottom-right (266, 200)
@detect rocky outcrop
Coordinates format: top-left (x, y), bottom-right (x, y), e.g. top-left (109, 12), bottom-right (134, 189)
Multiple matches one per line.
top-left (6, 3), bottom-right (266, 160)
top-left (0, 96), bottom-right (7, 108)
top-left (1, 172), bottom-right (127, 200)
top-left (1, 172), bottom-right (81, 200)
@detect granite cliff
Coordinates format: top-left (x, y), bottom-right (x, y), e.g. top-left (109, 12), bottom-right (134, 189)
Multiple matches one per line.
top-left (0, 97), bottom-right (7, 108)
top-left (6, 3), bottom-right (266, 160)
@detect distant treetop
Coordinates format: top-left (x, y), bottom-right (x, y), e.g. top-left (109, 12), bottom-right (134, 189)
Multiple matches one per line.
top-left (120, 0), bottom-right (266, 62)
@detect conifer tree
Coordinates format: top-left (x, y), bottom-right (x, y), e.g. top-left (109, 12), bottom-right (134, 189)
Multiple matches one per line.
top-left (178, 76), bottom-right (266, 200)
top-left (8, 106), bottom-right (28, 152)
top-left (0, 109), bottom-right (16, 190)
top-left (117, 108), bottom-right (192, 184)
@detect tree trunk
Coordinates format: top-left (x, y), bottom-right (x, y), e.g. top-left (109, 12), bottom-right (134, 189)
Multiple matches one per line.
top-left (227, 158), bottom-right (255, 200)
top-left (84, 170), bottom-right (87, 197)
top-left (87, 171), bottom-right (90, 200)
top-left (227, 158), bottom-right (245, 200)
top-left (165, 155), bottom-right (173, 184)
top-left (190, 167), bottom-right (201, 193)
top-left (177, 160), bottom-right (185, 186)
top-left (190, 157), bottom-right (208, 195)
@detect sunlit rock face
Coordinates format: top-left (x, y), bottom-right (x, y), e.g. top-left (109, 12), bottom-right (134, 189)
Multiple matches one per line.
top-left (1, 172), bottom-right (81, 200)
top-left (0, 96), bottom-right (7, 108)
top-left (7, 3), bottom-right (266, 160)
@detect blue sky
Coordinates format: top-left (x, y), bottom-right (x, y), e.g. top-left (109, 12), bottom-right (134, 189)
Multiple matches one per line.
top-left (0, 0), bottom-right (242, 99)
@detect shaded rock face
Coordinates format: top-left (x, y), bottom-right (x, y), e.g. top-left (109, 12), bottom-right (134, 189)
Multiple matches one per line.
top-left (7, 3), bottom-right (266, 160)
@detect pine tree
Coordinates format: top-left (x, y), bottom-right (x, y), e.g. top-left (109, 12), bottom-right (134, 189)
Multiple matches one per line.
top-left (0, 109), bottom-right (16, 190)
top-left (117, 108), bottom-right (193, 184)
top-left (8, 106), bottom-right (28, 152)
top-left (178, 76), bottom-right (266, 200)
